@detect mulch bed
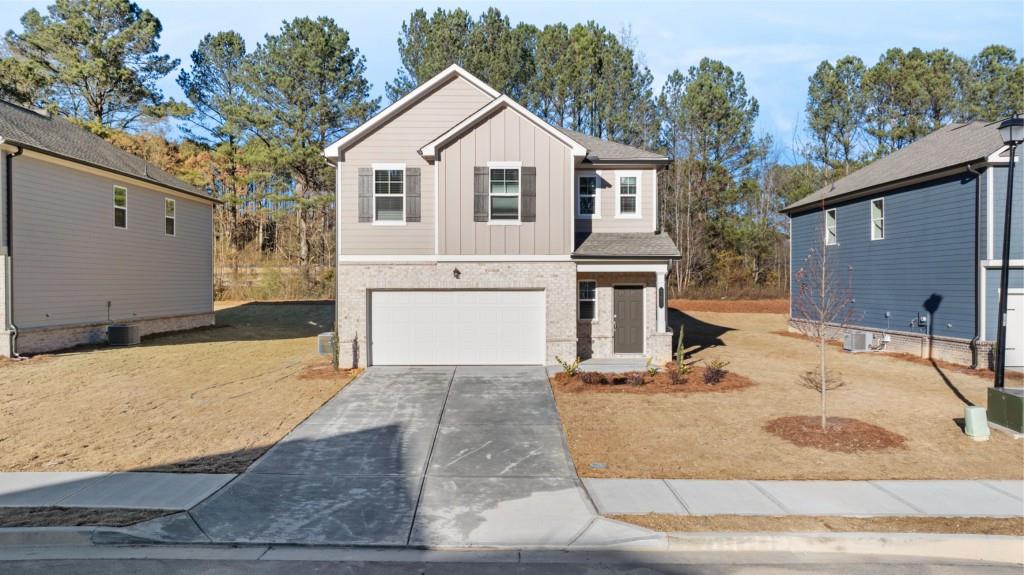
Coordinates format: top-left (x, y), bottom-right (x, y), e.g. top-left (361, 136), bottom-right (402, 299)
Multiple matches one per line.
top-left (551, 365), bottom-right (755, 394)
top-left (297, 363), bottom-right (360, 381)
top-left (764, 416), bottom-right (907, 453)
top-left (670, 298), bottom-right (789, 314)
top-left (0, 507), bottom-right (172, 528)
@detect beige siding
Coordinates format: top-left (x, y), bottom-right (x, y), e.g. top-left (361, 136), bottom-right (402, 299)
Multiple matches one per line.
top-left (339, 76), bottom-right (494, 255)
top-left (437, 107), bottom-right (573, 255)
top-left (575, 168), bottom-right (657, 233)
top-left (11, 156), bottom-right (213, 329)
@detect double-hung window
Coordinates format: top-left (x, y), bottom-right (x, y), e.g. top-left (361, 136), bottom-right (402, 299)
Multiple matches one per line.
top-left (113, 186), bottom-right (127, 228)
top-left (578, 174), bottom-right (598, 217)
top-left (373, 166), bottom-right (405, 223)
top-left (578, 280), bottom-right (597, 321)
top-left (825, 208), bottom-right (837, 245)
top-left (164, 198), bottom-right (176, 236)
top-left (871, 199), bottom-right (885, 240)
top-left (489, 165), bottom-right (520, 222)
top-left (616, 172), bottom-right (640, 217)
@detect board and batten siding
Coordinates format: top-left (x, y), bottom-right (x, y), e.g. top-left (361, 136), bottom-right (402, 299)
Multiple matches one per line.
top-left (338, 76), bottom-right (494, 255)
top-left (790, 173), bottom-right (977, 340)
top-left (436, 106), bottom-right (573, 255)
top-left (11, 156), bottom-right (213, 329)
top-left (574, 168), bottom-right (656, 234)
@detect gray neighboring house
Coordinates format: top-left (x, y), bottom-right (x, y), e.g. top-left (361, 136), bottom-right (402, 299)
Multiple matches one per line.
top-left (1, 100), bottom-right (219, 356)
top-left (325, 65), bottom-right (680, 367)
top-left (783, 121), bottom-right (1023, 370)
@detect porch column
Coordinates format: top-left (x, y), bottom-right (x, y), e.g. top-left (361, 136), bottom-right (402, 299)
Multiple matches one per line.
top-left (656, 271), bottom-right (667, 333)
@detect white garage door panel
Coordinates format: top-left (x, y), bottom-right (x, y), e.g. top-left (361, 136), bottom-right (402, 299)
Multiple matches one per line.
top-left (370, 290), bottom-right (545, 365)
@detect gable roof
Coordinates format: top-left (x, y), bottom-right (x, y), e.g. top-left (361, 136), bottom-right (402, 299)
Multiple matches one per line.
top-left (324, 64), bottom-right (500, 159)
top-left (0, 100), bottom-right (212, 202)
top-left (419, 95), bottom-right (588, 160)
top-left (783, 121), bottom-right (1006, 214)
top-left (555, 126), bottom-right (668, 164)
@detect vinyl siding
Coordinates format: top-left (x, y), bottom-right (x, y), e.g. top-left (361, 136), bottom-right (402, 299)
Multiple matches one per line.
top-left (984, 268), bottom-right (1024, 341)
top-left (989, 161), bottom-right (1023, 260)
top-left (437, 106), bottom-right (573, 255)
top-left (790, 173), bottom-right (977, 340)
top-left (338, 76), bottom-right (494, 255)
top-left (11, 156), bottom-right (213, 329)
top-left (574, 168), bottom-right (656, 233)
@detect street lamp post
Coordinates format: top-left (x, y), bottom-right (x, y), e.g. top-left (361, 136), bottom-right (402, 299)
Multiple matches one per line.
top-left (994, 116), bottom-right (1023, 389)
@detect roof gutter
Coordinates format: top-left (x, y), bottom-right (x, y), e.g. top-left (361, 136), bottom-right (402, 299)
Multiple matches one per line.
top-left (3, 139), bottom-right (24, 356)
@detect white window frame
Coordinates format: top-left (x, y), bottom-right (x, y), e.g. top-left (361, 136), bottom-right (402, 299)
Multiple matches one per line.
top-left (578, 279), bottom-right (598, 322)
top-left (164, 198), bottom-right (176, 236)
top-left (870, 198), bottom-right (885, 241)
top-left (487, 161), bottom-right (522, 225)
top-left (372, 163), bottom-right (406, 226)
top-left (615, 171), bottom-right (642, 219)
top-left (825, 208), bottom-right (837, 245)
top-left (113, 185), bottom-right (127, 229)
top-left (576, 171), bottom-right (601, 219)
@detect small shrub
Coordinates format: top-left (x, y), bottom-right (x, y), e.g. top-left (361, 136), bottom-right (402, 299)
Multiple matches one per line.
top-left (626, 371), bottom-right (646, 386)
top-left (675, 324), bottom-right (686, 360)
top-left (580, 371), bottom-right (604, 385)
top-left (645, 357), bottom-right (658, 376)
top-left (670, 361), bottom-right (692, 385)
top-left (555, 355), bottom-right (582, 376)
top-left (703, 359), bottom-right (730, 385)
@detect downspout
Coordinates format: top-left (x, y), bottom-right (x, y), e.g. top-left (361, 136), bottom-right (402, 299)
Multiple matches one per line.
top-left (3, 142), bottom-right (23, 356)
top-left (967, 163), bottom-right (981, 369)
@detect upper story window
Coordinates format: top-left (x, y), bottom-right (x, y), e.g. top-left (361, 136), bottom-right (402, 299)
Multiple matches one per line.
top-left (113, 186), bottom-right (127, 228)
top-left (489, 165), bottom-right (520, 222)
top-left (577, 174), bottom-right (599, 218)
top-left (871, 199), bottom-right (885, 240)
top-left (579, 280), bottom-right (597, 321)
top-left (616, 172), bottom-right (641, 218)
top-left (825, 208), bottom-right (837, 245)
top-left (374, 165), bottom-right (405, 223)
top-left (164, 198), bottom-right (176, 236)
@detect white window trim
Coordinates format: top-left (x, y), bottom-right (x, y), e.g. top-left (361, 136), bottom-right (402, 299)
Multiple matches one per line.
top-left (615, 171), bottom-right (642, 219)
top-left (870, 198), bottom-right (885, 241)
top-left (487, 161), bottom-right (522, 225)
top-left (576, 171), bottom-right (601, 219)
top-left (164, 198), bottom-right (176, 237)
top-left (578, 279), bottom-right (598, 322)
top-left (372, 162), bottom-right (406, 226)
top-left (113, 185), bottom-right (127, 229)
top-left (825, 208), bottom-right (837, 245)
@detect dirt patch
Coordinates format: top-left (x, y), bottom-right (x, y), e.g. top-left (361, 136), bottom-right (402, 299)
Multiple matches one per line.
top-left (771, 330), bottom-right (843, 349)
top-left (0, 507), bottom-right (171, 528)
top-left (0, 302), bottom-right (355, 473)
top-left (612, 514), bottom-right (1024, 536)
top-left (670, 299), bottom-right (789, 314)
top-left (764, 416), bottom-right (907, 453)
top-left (551, 366), bottom-right (754, 394)
top-left (298, 362), bottom-right (361, 382)
top-left (553, 310), bottom-right (1024, 480)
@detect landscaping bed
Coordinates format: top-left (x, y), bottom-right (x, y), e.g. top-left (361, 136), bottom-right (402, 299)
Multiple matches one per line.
top-left (0, 507), bottom-right (171, 528)
top-left (551, 364), bottom-right (753, 394)
top-left (0, 301), bottom-right (357, 473)
top-left (552, 305), bottom-right (1024, 480)
top-left (612, 514), bottom-right (1024, 536)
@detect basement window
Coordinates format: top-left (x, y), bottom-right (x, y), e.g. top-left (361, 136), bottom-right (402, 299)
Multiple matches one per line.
top-left (114, 186), bottom-right (127, 228)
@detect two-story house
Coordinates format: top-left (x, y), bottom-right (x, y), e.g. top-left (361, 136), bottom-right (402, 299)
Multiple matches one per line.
top-left (783, 121), bottom-right (1023, 371)
top-left (325, 65), bottom-right (679, 367)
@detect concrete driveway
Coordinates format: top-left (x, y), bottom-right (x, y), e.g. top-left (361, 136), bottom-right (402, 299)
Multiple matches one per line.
top-left (191, 366), bottom-right (596, 547)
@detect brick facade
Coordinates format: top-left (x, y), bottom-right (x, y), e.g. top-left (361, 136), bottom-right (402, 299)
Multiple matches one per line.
top-left (576, 271), bottom-right (673, 364)
top-left (7, 312), bottom-right (215, 356)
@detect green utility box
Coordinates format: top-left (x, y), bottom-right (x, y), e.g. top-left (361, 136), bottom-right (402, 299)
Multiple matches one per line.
top-left (987, 387), bottom-right (1024, 433)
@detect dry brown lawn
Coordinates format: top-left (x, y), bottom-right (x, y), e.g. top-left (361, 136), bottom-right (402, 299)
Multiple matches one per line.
top-left (554, 307), bottom-right (1024, 480)
top-left (0, 301), bottom-right (356, 473)
top-left (612, 514), bottom-right (1024, 536)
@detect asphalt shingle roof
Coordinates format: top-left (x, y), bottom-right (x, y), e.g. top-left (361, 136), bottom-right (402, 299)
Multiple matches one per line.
top-left (783, 121), bottom-right (1005, 213)
top-left (0, 100), bottom-right (212, 201)
top-left (555, 126), bottom-right (668, 163)
top-left (573, 232), bottom-right (681, 259)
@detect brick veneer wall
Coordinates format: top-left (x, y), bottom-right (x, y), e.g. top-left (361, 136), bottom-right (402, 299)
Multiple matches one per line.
top-left (576, 271), bottom-right (672, 364)
top-left (8, 311), bottom-right (215, 356)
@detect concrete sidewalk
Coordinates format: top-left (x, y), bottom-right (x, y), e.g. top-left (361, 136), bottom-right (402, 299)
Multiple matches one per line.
top-left (0, 472), bottom-right (235, 510)
top-left (584, 479), bottom-right (1024, 517)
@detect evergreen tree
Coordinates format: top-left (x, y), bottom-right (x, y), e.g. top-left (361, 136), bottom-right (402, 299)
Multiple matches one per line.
top-left (967, 44), bottom-right (1024, 121)
top-left (805, 56), bottom-right (867, 177)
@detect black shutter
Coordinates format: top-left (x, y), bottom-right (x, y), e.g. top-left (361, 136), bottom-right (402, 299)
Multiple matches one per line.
top-left (474, 166), bottom-right (489, 222)
top-left (405, 167), bottom-right (420, 222)
top-left (358, 168), bottom-right (373, 222)
top-left (521, 166), bottom-right (537, 222)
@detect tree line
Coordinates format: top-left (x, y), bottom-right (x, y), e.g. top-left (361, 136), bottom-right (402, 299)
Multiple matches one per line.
top-left (1, 1), bottom-right (1021, 299)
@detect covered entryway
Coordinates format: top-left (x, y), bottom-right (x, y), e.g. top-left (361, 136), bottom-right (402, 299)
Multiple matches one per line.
top-left (370, 290), bottom-right (545, 365)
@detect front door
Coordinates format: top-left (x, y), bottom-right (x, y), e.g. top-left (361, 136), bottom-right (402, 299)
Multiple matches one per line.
top-left (613, 286), bottom-right (643, 354)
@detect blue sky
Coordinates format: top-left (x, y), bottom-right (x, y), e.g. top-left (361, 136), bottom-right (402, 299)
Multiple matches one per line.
top-left (4, 0), bottom-right (1023, 157)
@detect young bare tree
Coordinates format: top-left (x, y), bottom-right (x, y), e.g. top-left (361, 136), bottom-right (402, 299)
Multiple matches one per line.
top-left (792, 201), bottom-right (856, 431)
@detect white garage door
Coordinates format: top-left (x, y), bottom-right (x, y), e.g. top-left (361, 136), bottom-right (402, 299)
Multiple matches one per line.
top-left (370, 290), bottom-right (545, 365)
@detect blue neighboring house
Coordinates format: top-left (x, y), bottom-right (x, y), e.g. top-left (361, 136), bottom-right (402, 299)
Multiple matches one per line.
top-left (782, 121), bottom-right (1023, 370)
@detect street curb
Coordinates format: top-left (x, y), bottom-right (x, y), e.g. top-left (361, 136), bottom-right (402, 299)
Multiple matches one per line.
top-left (0, 527), bottom-right (96, 547)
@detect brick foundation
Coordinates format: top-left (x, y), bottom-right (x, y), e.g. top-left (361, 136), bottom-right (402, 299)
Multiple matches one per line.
top-left (6, 311), bottom-right (215, 356)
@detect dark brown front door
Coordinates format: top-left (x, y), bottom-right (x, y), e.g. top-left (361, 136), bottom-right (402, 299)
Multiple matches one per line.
top-left (613, 286), bottom-right (643, 354)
